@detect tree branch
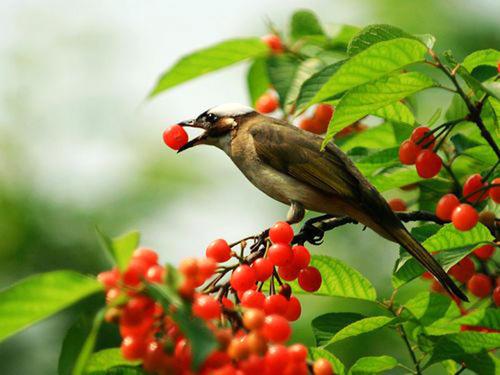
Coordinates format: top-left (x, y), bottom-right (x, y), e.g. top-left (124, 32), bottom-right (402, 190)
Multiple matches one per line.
top-left (430, 50), bottom-right (500, 160)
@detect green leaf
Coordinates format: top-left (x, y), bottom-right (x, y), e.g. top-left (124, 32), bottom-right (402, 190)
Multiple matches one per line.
top-left (84, 349), bottom-right (140, 374)
top-left (312, 312), bottom-right (365, 346)
top-left (317, 315), bottom-right (395, 346)
top-left (290, 10), bottom-right (324, 40)
top-left (355, 147), bottom-right (400, 176)
top-left (328, 25), bottom-right (361, 49)
top-left (440, 360), bottom-right (458, 375)
top-left (338, 123), bottom-right (396, 152)
top-left (266, 55), bottom-right (300, 107)
top-left (402, 292), bottom-right (461, 335)
top-left (59, 309), bottom-right (105, 375)
top-left (348, 355), bottom-right (398, 374)
top-left (149, 38), bottom-right (268, 96)
top-left (454, 308), bottom-right (500, 330)
top-left (96, 229), bottom-right (140, 271)
top-left (247, 58), bottom-right (270, 106)
top-left (418, 178), bottom-right (454, 212)
top-left (425, 332), bottom-right (500, 370)
top-left (323, 72), bottom-right (434, 146)
top-left (462, 49), bottom-right (500, 72)
top-left (146, 283), bottom-right (217, 370)
top-left (285, 58), bottom-right (324, 113)
top-left (310, 38), bottom-right (428, 107)
top-left (446, 94), bottom-right (468, 121)
top-left (295, 60), bottom-right (345, 112)
top-left (367, 167), bottom-right (423, 192)
top-left (347, 24), bottom-right (415, 56)
top-left (309, 347), bottom-right (345, 375)
top-left (288, 255), bottom-right (377, 300)
top-left (392, 223), bottom-right (493, 288)
top-left (373, 102), bottom-right (415, 125)
top-left (0, 271), bottom-right (102, 342)
top-left (427, 108), bottom-right (442, 126)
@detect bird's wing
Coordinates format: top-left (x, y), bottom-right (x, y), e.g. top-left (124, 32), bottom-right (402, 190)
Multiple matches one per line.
top-left (249, 121), bottom-right (377, 204)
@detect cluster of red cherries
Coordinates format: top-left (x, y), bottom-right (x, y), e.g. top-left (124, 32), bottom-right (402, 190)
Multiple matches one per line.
top-left (399, 125), bottom-right (442, 178)
top-left (97, 221), bottom-right (332, 375)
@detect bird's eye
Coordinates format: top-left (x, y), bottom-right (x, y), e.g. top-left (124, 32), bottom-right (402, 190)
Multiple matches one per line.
top-left (206, 113), bottom-right (218, 123)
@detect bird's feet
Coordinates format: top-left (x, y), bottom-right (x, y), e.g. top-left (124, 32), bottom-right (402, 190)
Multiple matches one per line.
top-left (297, 216), bottom-right (330, 245)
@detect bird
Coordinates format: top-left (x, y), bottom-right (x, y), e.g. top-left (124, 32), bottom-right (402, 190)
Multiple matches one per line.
top-left (177, 103), bottom-right (467, 301)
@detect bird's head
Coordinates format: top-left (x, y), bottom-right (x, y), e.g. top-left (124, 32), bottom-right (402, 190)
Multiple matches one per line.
top-left (177, 103), bottom-right (256, 152)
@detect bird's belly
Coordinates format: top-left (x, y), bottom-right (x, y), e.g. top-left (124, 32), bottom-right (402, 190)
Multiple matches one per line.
top-left (237, 162), bottom-right (344, 215)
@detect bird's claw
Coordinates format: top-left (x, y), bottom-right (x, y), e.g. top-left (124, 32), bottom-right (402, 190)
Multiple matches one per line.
top-left (298, 222), bottom-right (325, 245)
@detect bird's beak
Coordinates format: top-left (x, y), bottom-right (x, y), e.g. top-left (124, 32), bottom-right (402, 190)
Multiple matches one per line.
top-left (177, 119), bottom-right (209, 153)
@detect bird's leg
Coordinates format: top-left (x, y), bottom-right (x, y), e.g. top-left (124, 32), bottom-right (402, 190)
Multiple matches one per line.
top-left (297, 213), bottom-right (335, 245)
top-left (286, 201), bottom-right (305, 224)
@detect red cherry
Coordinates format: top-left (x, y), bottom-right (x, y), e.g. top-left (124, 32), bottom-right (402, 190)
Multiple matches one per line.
top-left (278, 263), bottom-right (300, 281)
top-left (290, 245), bottom-right (311, 269)
top-left (263, 315), bottom-right (291, 343)
top-left (264, 294), bottom-right (289, 316)
top-left (313, 104), bottom-right (334, 125)
top-left (388, 198), bottom-right (407, 211)
top-left (221, 297), bottom-right (234, 310)
top-left (241, 290), bottom-right (266, 310)
top-left (298, 117), bottom-right (326, 135)
top-left (179, 257), bottom-right (198, 278)
top-left (463, 174), bottom-right (488, 203)
top-left (467, 273), bottom-right (492, 298)
top-left (255, 92), bottom-right (279, 113)
top-left (474, 244), bottom-right (495, 260)
top-left (398, 140), bottom-right (419, 165)
top-left (489, 177), bottom-right (500, 203)
top-left (268, 244), bottom-right (293, 266)
top-left (192, 295), bottom-right (221, 320)
top-left (415, 150), bottom-right (442, 178)
top-left (121, 336), bottom-right (147, 360)
top-left (252, 258), bottom-right (274, 281)
top-left (197, 257), bottom-right (217, 280)
top-left (143, 341), bottom-right (168, 373)
top-left (284, 296), bottom-right (301, 321)
top-left (493, 286), bottom-right (500, 306)
top-left (105, 287), bottom-right (122, 305)
top-left (287, 343), bottom-right (308, 363)
top-left (240, 354), bottom-right (266, 373)
top-left (298, 266), bottom-right (322, 292)
top-left (145, 265), bottom-right (165, 283)
top-left (449, 257), bottom-right (475, 283)
top-left (313, 358), bottom-right (333, 375)
top-left (230, 265), bottom-right (256, 292)
top-left (163, 124), bottom-right (188, 150)
top-left (132, 248), bottom-right (158, 267)
top-left (451, 204), bottom-right (479, 231)
top-left (436, 194), bottom-right (460, 221)
top-left (265, 345), bottom-right (290, 373)
top-left (411, 126), bottom-right (435, 149)
top-left (123, 258), bottom-right (149, 286)
top-left (269, 221), bottom-right (294, 244)
top-left (262, 35), bottom-right (284, 53)
top-left (206, 239), bottom-right (232, 263)
top-left (97, 268), bottom-right (120, 289)
top-left (174, 338), bottom-right (192, 368)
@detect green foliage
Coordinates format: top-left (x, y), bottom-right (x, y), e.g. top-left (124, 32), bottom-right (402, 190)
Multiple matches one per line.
top-left (348, 355), bottom-right (398, 374)
top-left (247, 58), bottom-right (270, 106)
top-left (290, 10), bottom-right (325, 41)
top-left (323, 72), bottom-right (434, 145)
top-left (313, 314), bottom-right (394, 346)
top-left (392, 223), bottom-right (494, 287)
top-left (96, 229), bottom-right (140, 271)
top-left (59, 309), bottom-right (105, 375)
top-left (308, 38), bottom-right (428, 107)
top-left (149, 38), bottom-right (268, 96)
top-left (84, 349), bottom-right (141, 374)
top-left (0, 271), bottom-right (102, 342)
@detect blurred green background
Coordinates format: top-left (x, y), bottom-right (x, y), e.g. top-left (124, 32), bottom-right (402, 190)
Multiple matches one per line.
top-left (0, 1), bottom-right (498, 374)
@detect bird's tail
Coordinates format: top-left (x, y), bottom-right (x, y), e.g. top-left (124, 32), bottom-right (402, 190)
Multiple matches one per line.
top-left (387, 226), bottom-right (468, 302)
